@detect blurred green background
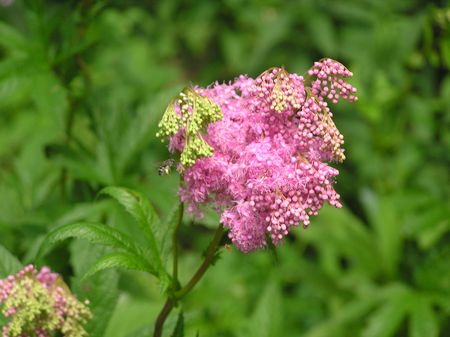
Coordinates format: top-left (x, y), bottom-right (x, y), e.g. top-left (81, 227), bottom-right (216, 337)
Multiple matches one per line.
top-left (0, 0), bottom-right (449, 336)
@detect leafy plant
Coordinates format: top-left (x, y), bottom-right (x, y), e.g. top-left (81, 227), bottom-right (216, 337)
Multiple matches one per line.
top-left (0, 0), bottom-right (448, 336)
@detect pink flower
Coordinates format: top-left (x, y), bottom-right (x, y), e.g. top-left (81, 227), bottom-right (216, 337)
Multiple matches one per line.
top-left (164, 59), bottom-right (357, 252)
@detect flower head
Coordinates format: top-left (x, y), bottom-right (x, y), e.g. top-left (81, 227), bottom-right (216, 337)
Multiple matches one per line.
top-left (0, 265), bottom-right (91, 337)
top-left (157, 59), bottom-right (357, 252)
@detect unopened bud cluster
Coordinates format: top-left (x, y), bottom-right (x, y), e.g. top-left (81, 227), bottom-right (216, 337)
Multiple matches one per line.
top-left (159, 59), bottom-right (357, 252)
top-left (156, 87), bottom-right (223, 167)
top-left (0, 265), bottom-right (91, 337)
top-left (308, 58), bottom-right (357, 104)
top-left (256, 67), bottom-right (305, 113)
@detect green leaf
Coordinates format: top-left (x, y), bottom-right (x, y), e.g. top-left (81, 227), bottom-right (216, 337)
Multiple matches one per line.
top-left (0, 22), bottom-right (27, 51)
top-left (360, 190), bottom-right (402, 277)
top-left (160, 203), bottom-right (183, 266)
top-left (71, 240), bottom-right (119, 337)
top-left (0, 244), bottom-right (22, 278)
top-left (304, 296), bottom-right (380, 337)
top-left (306, 13), bottom-right (337, 55)
top-left (414, 245), bottom-right (450, 294)
top-left (106, 297), bottom-right (157, 337)
top-left (83, 252), bottom-right (154, 279)
top-left (99, 187), bottom-right (167, 280)
top-left (265, 233), bottom-right (279, 264)
top-left (37, 222), bottom-right (147, 260)
top-left (241, 279), bottom-right (282, 337)
top-left (124, 326), bottom-right (152, 337)
top-left (45, 142), bottom-right (107, 185)
top-left (0, 58), bottom-right (28, 81)
top-left (116, 103), bottom-right (161, 174)
top-left (30, 71), bottom-right (67, 130)
top-left (409, 295), bottom-right (439, 337)
top-left (362, 285), bottom-right (411, 337)
top-left (170, 310), bottom-right (184, 337)
top-left (301, 205), bottom-right (379, 277)
top-left (100, 187), bottom-right (159, 242)
top-left (51, 201), bottom-right (111, 228)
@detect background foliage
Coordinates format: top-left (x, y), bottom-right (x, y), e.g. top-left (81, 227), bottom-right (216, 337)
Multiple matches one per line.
top-left (0, 0), bottom-right (449, 336)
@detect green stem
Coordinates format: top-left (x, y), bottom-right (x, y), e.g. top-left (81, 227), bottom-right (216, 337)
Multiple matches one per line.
top-left (152, 224), bottom-right (225, 337)
top-left (172, 202), bottom-right (184, 287)
top-left (174, 224), bottom-right (224, 299)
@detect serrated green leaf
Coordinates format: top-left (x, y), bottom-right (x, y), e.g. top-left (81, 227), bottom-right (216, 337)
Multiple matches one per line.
top-left (99, 187), bottom-right (167, 280)
top-left (409, 295), bottom-right (439, 337)
top-left (37, 222), bottom-right (147, 260)
top-left (83, 251), bottom-right (154, 279)
top-left (170, 310), bottom-right (184, 337)
top-left (0, 244), bottom-right (22, 278)
top-left (100, 186), bottom-right (159, 241)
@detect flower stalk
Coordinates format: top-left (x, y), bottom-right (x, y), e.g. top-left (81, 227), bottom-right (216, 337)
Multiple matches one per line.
top-left (172, 202), bottom-right (184, 288)
top-left (153, 224), bottom-right (225, 337)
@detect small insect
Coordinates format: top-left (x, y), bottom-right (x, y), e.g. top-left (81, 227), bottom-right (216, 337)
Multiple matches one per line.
top-left (158, 159), bottom-right (175, 176)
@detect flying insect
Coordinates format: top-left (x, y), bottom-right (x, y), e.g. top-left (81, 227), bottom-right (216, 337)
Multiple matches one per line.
top-left (158, 159), bottom-right (175, 176)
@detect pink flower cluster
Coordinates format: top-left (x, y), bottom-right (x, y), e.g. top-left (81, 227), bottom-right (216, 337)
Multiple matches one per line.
top-left (169, 59), bottom-right (357, 252)
top-left (0, 265), bottom-right (91, 337)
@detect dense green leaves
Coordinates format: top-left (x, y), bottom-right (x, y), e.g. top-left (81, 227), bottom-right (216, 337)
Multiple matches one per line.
top-left (0, 0), bottom-right (449, 336)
